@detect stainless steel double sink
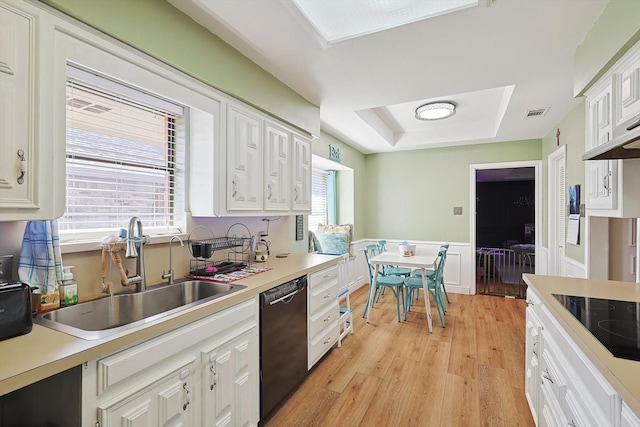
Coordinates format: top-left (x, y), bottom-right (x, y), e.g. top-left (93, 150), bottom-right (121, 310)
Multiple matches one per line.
top-left (35, 279), bottom-right (246, 340)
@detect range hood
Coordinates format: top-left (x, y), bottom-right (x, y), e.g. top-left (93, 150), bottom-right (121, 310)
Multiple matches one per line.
top-left (583, 117), bottom-right (640, 160)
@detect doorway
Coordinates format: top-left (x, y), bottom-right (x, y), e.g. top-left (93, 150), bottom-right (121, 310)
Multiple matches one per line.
top-left (470, 161), bottom-right (542, 297)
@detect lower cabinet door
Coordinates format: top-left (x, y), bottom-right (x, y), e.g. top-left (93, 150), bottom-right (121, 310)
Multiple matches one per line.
top-left (99, 362), bottom-right (195, 427)
top-left (202, 329), bottom-right (259, 427)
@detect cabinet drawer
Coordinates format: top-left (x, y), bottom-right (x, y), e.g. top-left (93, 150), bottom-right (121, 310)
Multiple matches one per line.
top-left (564, 389), bottom-right (607, 427)
top-left (309, 265), bottom-right (339, 289)
top-left (540, 342), bottom-right (568, 405)
top-left (540, 306), bottom-right (620, 420)
top-left (309, 302), bottom-right (339, 340)
top-left (309, 280), bottom-right (339, 313)
top-left (308, 319), bottom-right (339, 369)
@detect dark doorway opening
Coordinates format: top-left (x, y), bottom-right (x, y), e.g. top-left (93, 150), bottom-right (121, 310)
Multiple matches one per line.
top-left (475, 167), bottom-right (535, 298)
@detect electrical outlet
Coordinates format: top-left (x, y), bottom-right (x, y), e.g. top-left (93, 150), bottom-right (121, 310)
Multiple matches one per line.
top-left (0, 255), bottom-right (13, 281)
top-left (453, 207), bottom-right (463, 215)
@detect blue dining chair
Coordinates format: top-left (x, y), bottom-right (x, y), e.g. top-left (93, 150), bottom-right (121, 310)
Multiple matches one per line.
top-left (362, 244), bottom-right (405, 322)
top-left (377, 240), bottom-right (411, 277)
top-left (404, 247), bottom-right (447, 327)
top-left (410, 243), bottom-right (450, 305)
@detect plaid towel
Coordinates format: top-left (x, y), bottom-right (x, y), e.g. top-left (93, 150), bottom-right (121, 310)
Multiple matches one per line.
top-left (18, 220), bottom-right (63, 294)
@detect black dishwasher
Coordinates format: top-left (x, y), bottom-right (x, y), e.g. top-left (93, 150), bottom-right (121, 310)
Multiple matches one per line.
top-left (259, 275), bottom-right (308, 419)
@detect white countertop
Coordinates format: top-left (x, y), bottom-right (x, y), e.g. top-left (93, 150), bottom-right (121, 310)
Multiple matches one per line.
top-left (0, 253), bottom-right (339, 396)
top-left (523, 273), bottom-right (640, 417)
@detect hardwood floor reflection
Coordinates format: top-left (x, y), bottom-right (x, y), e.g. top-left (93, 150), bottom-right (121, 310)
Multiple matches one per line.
top-left (261, 286), bottom-right (535, 427)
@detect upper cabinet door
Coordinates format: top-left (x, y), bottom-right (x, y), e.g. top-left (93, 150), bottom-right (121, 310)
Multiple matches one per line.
top-left (0, 1), bottom-right (64, 220)
top-left (264, 121), bottom-right (291, 211)
top-left (227, 104), bottom-right (263, 211)
top-left (614, 53), bottom-right (640, 126)
top-left (292, 134), bottom-right (311, 211)
top-left (0, 5), bottom-right (38, 212)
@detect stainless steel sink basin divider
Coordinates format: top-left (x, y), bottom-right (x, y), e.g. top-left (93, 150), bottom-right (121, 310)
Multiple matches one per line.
top-left (35, 280), bottom-right (246, 340)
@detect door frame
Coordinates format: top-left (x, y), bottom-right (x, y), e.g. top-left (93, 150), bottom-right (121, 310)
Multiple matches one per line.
top-left (469, 160), bottom-right (542, 295)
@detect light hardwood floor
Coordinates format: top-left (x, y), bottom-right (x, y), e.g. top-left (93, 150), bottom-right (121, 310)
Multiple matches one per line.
top-left (262, 286), bottom-right (535, 427)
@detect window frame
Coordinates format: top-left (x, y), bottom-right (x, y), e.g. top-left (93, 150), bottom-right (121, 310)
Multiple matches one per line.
top-left (54, 24), bottom-right (224, 249)
top-left (60, 65), bottom-right (186, 240)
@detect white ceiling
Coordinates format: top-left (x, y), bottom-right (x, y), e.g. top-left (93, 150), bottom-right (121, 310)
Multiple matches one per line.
top-left (169, 0), bottom-right (609, 154)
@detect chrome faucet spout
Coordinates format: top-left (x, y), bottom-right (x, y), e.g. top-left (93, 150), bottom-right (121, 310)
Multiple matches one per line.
top-left (162, 235), bottom-right (184, 286)
top-left (124, 216), bottom-right (149, 292)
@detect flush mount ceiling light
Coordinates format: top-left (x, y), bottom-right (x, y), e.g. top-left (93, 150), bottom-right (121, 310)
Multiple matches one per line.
top-left (415, 102), bottom-right (457, 121)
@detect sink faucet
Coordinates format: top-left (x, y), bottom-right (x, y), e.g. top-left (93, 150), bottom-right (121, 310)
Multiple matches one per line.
top-left (162, 235), bottom-right (184, 285)
top-left (124, 216), bottom-right (150, 292)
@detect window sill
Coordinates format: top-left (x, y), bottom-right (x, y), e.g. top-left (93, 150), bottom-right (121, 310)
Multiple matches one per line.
top-left (60, 233), bottom-right (189, 254)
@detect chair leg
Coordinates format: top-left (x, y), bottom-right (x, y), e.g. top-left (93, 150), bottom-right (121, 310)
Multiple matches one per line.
top-left (442, 279), bottom-right (450, 304)
top-left (430, 288), bottom-right (446, 327)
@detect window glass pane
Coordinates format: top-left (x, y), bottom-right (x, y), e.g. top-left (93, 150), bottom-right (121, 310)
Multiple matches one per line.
top-left (309, 169), bottom-right (327, 231)
top-left (59, 71), bottom-right (185, 235)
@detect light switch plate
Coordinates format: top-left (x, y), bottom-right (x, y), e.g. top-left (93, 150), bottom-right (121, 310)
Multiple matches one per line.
top-left (453, 207), bottom-right (463, 215)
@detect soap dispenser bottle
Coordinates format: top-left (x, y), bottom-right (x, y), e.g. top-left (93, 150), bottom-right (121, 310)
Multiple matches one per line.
top-left (60, 266), bottom-right (78, 307)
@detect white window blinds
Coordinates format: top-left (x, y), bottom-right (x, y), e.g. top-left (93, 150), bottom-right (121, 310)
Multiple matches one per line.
top-left (59, 67), bottom-right (185, 235)
top-left (309, 169), bottom-right (328, 231)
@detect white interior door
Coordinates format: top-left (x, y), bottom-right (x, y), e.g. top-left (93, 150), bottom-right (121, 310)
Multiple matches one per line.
top-left (548, 146), bottom-right (566, 276)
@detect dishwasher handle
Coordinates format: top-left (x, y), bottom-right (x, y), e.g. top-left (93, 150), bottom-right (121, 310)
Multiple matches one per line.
top-left (269, 288), bottom-right (302, 305)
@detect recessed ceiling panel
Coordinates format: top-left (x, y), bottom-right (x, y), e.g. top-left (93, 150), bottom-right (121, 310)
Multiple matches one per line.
top-left (292, 0), bottom-right (479, 43)
top-left (357, 85), bottom-right (515, 149)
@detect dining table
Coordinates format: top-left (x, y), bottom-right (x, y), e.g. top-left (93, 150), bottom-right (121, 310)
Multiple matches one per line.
top-left (366, 246), bottom-right (440, 332)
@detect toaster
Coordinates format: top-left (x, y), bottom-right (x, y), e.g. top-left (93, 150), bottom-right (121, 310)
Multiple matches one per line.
top-left (0, 281), bottom-right (33, 341)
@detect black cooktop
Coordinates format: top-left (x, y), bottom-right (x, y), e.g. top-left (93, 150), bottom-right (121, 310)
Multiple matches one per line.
top-left (552, 294), bottom-right (640, 361)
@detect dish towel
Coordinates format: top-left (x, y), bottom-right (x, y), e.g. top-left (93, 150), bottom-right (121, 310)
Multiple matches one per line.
top-left (18, 220), bottom-right (64, 294)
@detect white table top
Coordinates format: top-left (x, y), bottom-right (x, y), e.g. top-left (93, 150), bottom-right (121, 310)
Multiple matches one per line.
top-left (368, 248), bottom-right (438, 269)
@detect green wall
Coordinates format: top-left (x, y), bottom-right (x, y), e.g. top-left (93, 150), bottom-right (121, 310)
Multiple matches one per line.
top-left (541, 101), bottom-right (586, 263)
top-left (574, 0), bottom-right (640, 96)
top-left (41, 0), bottom-right (320, 135)
top-left (364, 140), bottom-right (542, 243)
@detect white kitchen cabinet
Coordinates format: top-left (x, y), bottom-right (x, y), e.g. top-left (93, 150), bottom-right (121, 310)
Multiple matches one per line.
top-left (82, 297), bottom-right (259, 427)
top-left (98, 362), bottom-right (195, 427)
top-left (292, 134), bottom-right (312, 211)
top-left (201, 328), bottom-right (258, 427)
top-left (227, 103), bottom-right (263, 211)
top-left (0, 0), bottom-right (64, 220)
top-left (585, 79), bottom-right (617, 210)
top-left (264, 120), bottom-right (291, 211)
top-left (525, 287), bottom-right (625, 427)
top-left (308, 264), bottom-right (340, 369)
top-left (524, 292), bottom-right (542, 422)
top-left (614, 47), bottom-right (640, 127)
top-left (585, 39), bottom-right (640, 217)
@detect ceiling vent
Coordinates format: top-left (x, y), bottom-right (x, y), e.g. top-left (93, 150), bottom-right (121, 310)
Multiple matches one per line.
top-left (524, 107), bottom-right (549, 119)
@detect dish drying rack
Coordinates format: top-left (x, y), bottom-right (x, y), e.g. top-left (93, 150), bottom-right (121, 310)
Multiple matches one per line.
top-left (188, 224), bottom-right (252, 277)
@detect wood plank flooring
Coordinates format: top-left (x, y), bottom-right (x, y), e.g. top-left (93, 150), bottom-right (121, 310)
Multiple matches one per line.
top-left (261, 286), bottom-right (535, 427)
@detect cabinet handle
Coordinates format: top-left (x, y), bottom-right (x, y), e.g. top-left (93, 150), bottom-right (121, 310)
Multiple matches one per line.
top-left (210, 364), bottom-right (217, 390)
top-left (525, 299), bottom-right (535, 306)
top-left (324, 315), bottom-right (332, 322)
top-left (17, 149), bottom-right (26, 185)
top-left (541, 369), bottom-right (554, 384)
top-left (532, 341), bottom-right (538, 357)
top-left (232, 179), bottom-right (237, 198)
top-left (323, 336), bottom-right (332, 344)
top-left (323, 293), bottom-right (332, 299)
top-left (294, 187), bottom-right (298, 201)
top-left (567, 420), bottom-right (576, 427)
top-left (183, 382), bottom-right (191, 410)
top-left (267, 184), bottom-right (272, 200)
